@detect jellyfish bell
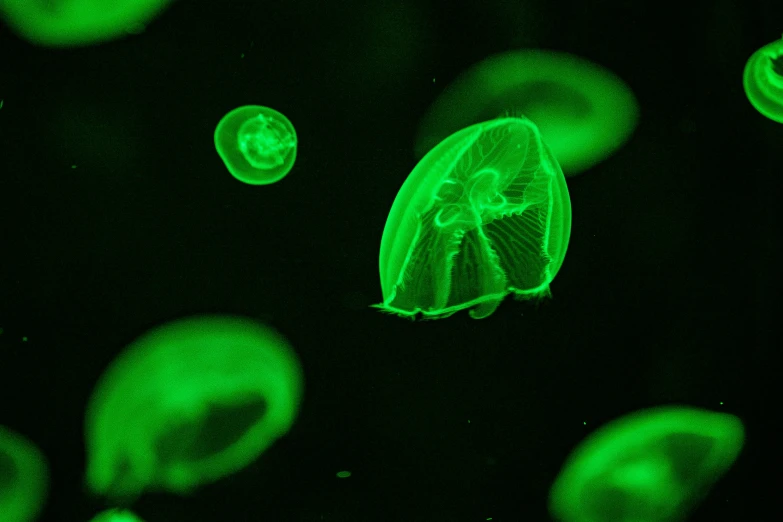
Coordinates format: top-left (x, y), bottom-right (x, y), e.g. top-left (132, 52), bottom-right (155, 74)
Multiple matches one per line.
top-left (0, 426), bottom-right (49, 522)
top-left (376, 115), bottom-right (571, 320)
top-left (416, 49), bottom-right (639, 176)
top-left (214, 105), bottom-right (298, 185)
top-left (548, 406), bottom-right (745, 522)
top-left (0, 0), bottom-right (174, 47)
top-left (743, 35), bottom-right (783, 123)
top-left (84, 315), bottom-right (303, 501)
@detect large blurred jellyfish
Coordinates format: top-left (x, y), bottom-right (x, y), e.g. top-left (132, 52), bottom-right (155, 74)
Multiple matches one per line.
top-left (0, 0), bottom-right (174, 47)
top-left (744, 35), bottom-right (783, 123)
top-left (0, 426), bottom-right (49, 522)
top-left (84, 315), bottom-right (303, 501)
top-left (548, 406), bottom-right (744, 522)
top-left (416, 49), bottom-right (639, 176)
top-left (376, 115), bottom-right (571, 320)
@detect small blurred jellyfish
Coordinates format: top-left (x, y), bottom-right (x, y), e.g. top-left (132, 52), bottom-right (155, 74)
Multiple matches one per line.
top-left (548, 406), bottom-right (744, 522)
top-left (84, 315), bottom-right (303, 502)
top-left (0, 0), bottom-right (174, 47)
top-left (0, 426), bottom-right (49, 522)
top-left (416, 49), bottom-right (639, 176)
top-left (377, 115), bottom-right (571, 320)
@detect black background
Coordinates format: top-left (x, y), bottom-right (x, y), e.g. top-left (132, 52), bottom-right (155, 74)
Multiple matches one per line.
top-left (0, 0), bottom-right (779, 521)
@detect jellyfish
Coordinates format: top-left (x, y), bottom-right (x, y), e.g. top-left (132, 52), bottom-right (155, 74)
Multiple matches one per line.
top-left (416, 49), bottom-right (639, 176)
top-left (214, 106), bottom-right (298, 185)
top-left (0, 426), bottom-right (49, 522)
top-left (88, 508), bottom-right (146, 522)
top-left (376, 116), bottom-right (571, 320)
top-left (548, 406), bottom-right (745, 522)
top-left (0, 0), bottom-right (173, 47)
top-left (743, 35), bottom-right (783, 123)
top-left (84, 315), bottom-right (303, 501)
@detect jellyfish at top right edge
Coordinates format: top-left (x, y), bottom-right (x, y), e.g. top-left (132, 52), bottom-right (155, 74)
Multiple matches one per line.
top-left (744, 35), bottom-right (783, 123)
top-left (548, 406), bottom-right (745, 522)
top-left (416, 49), bottom-right (639, 176)
top-left (376, 116), bottom-right (571, 320)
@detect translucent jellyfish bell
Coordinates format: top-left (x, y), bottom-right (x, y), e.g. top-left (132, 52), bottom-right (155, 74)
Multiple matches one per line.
top-left (84, 315), bottom-right (303, 501)
top-left (548, 406), bottom-right (745, 522)
top-left (0, 0), bottom-right (173, 47)
top-left (416, 49), bottom-right (639, 176)
top-left (376, 116), bottom-right (571, 320)
top-left (214, 105), bottom-right (298, 185)
top-left (743, 35), bottom-right (783, 123)
top-left (0, 426), bottom-right (49, 522)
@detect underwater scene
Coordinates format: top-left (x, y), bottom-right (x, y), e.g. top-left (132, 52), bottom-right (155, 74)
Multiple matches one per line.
top-left (0, 0), bottom-right (779, 521)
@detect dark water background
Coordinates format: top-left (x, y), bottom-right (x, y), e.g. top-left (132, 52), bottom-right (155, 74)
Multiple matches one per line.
top-left (0, 0), bottom-right (779, 521)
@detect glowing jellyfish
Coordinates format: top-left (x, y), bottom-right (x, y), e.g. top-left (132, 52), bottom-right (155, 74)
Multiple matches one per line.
top-left (376, 116), bottom-right (571, 320)
top-left (0, 426), bottom-right (49, 522)
top-left (84, 315), bottom-right (303, 501)
top-left (214, 105), bottom-right (298, 185)
top-left (743, 35), bottom-right (783, 123)
top-left (89, 508), bottom-right (146, 522)
top-left (0, 0), bottom-right (173, 47)
top-left (548, 406), bottom-right (745, 522)
top-left (416, 49), bottom-right (639, 176)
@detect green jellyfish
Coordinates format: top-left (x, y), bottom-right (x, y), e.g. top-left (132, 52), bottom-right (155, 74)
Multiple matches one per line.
top-left (84, 315), bottom-right (303, 501)
top-left (88, 508), bottom-right (145, 522)
top-left (416, 49), bottom-right (639, 176)
top-left (548, 406), bottom-right (745, 522)
top-left (376, 116), bottom-right (571, 320)
top-left (0, 426), bottom-right (49, 522)
top-left (214, 105), bottom-right (298, 185)
top-left (0, 0), bottom-right (173, 47)
top-left (743, 35), bottom-right (783, 123)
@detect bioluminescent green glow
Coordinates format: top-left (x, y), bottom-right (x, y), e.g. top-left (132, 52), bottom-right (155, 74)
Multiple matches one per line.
top-left (84, 315), bottom-right (303, 501)
top-left (0, 426), bottom-right (49, 522)
top-left (89, 508), bottom-right (146, 522)
top-left (416, 49), bottom-right (639, 176)
top-left (548, 406), bottom-right (745, 522)
top-left (376, 116), bottom-right (571, 320)
top-left (214, 106), bottom-right (298, 185)
top-left (744, 35), bottom-right (783, 123)
top-left (0, 0), bottom-right (172, 47)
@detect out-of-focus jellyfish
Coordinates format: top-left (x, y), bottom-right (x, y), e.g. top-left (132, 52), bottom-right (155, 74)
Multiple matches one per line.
top-left (88, 508), bottom-right (146, 522)
top-left (744, 35), bottom-right (783, 123)
top-left (376, 116), bottom-right (571, 320)
top-left (416, 49), bottom-right (639, 176)
top-left (548, 406), bottom-right (745, 522)
top-left (214, 105), bottom-right (298, 185)
top-left (0, 0), bottom-right (173, 47)
top-left (0, 426), bottom-right (49, 522)
top-left (84, 315), bottom-right (303, 501)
